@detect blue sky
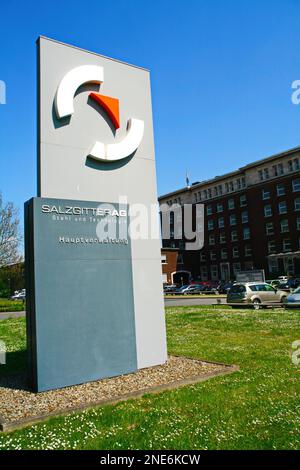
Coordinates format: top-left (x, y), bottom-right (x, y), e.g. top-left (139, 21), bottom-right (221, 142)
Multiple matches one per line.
top-left (0, 0), bottom-right (300, 214)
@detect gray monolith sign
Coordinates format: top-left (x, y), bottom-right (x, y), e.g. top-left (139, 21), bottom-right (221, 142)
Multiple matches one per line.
top-left (25, 37), bottom-right (167, 392)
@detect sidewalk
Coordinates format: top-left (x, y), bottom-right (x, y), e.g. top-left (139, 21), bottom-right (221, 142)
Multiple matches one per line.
top-left (0, 311), bottom-right (25, 320)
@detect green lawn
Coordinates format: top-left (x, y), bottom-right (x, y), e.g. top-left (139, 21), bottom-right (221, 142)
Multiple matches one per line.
top-left (0, 298), bottom-right (25, 313)
top-left (0, 306), bottom-right (299, 450)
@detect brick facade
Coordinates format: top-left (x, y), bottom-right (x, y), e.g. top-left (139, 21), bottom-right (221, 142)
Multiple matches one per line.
top-left (159, 146), bottom-right (300, 281)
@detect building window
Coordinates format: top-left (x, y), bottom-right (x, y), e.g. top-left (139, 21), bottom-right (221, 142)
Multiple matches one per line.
top-left (280, 219), bottom-right (289, 233)
top-left (215, 185), bottom-right (223, 196)
top-left (230, 214), bottom-right (237, 226)
top-left (208, 188), bottom-right (212, 199)
top-left (277, 183), bottom-right (285, 196)
top-left (237, 178), bottom-right (246, 190)
top-left (240, 195), bottom-right (247, 207)
top-left (243, 227), bottom-right (251, 240)
top-left (208, 220), bottom-right (214, 231)
top-left (200, 266), bottom-right (208, 280)
top-left (241, 211), bottom-right (249, 223)
top-left (217, 203), bottom-right (223, 213)
top-left (268, 240), bottom-right (276, 254)
top-left (213, 185), bottom-right (221, 197)
top-left (259, 168), bottom-right (269, 180)
top-left (288, 158), bottom-right (300, 172)
top-left (226, 181), bottom-right (234, 193)
top-left (283, 239), bottom-right (291, 252)
top-left (266, 222), bottom-right (274, 235)
top-left (278, 201), bottom-right (287, 214)
top-left (292, 179), bottom-right (300, 192)
top-left (228, 198), bottom-right (235, 210)
top-left (221, 248), bottom-right (227, 259)
top-left (295, 198), bottom-right (300, 211)
top-left (220, 232), bottom-right (226, 244)
top-left (297, 218), bottom-right (300, 230)
top-left (161, 255), bottom-right (167, 264)
top-left (206, 205), bottom-right (212, 215)
top-left (268, 258), bottom-right (278, 274)
top-left (264, 205), bottom-right (272, 217)
top-left (273, 163), bottom-right (284, 176)
top-left (218, 217), bottom-right (225, 228)
top-left (210, 252), bottom-right (216, 261)
top-left (262, 189), bottom-right (270, 200)
top-left (200, 252), bottom-right (206, 262)
top-left (245, 245), bottom-right (252, 257)
top-left (232, 247), bottom-right (239, 258)
top-left (233, 262), bottom-right (241, 275)
top-left (211, 265), bottom-right (218, 280)
top-left (209, 234), bottom-right (215, 245)
top-left (231, 230), bottom-right (238, 242)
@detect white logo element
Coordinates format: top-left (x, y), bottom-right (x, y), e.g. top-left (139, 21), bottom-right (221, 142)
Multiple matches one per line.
top-left (90, 118), bottom-right (144, 162)
top-left (55, 65), bottom-right (144, 162)
top-left (55, 65), bottom-right (104, 118)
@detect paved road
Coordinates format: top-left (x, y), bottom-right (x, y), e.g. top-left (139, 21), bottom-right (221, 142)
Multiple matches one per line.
top-left (0, 311), bottom-right (25, 320)
top-left (0, 298), bottom-right (227, 319)
top-left (165, 297), bottom-right (227, 307)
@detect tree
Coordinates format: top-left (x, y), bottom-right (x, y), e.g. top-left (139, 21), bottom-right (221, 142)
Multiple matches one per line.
top-left (0, 192), bottom-right (22, 268)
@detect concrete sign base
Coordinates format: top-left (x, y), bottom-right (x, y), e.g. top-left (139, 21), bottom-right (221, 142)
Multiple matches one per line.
top-left (25, 197), bottom-right (138, 392)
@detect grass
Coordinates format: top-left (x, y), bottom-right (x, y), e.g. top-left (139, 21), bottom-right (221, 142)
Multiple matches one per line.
top-left (0, 298), bottom-right (25, 313)
top-left (0, 306), bottom-right (299, 450)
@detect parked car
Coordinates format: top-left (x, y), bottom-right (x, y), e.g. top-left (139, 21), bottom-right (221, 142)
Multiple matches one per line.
top-left (164, 284), bottom-right (177, 293)
top-left (11, 290), bottom-right (26, 301)
top-left (173, 285), bottom-right (191, 295)
top-left (287, 278), bottom-right (300, 290)
top-left (182, 285), bottom-right (202, 295)
top-left (217, 281), bottom-right (234, 294)
top-left (227, 282), bottom-right (287, 309)
top-left (198, 285), bottom-right (218, 295)
top-left (284, 287), bottom-right (300, 309)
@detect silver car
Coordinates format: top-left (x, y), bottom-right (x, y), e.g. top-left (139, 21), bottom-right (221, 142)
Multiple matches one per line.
top-left (285, 287), bottom-right (300, 309)
top-left (227, 282), bottom-right (287, 309)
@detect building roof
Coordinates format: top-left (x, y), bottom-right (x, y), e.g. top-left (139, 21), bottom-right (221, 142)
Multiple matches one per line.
top-left (158, 145), bottom-right (300, 201)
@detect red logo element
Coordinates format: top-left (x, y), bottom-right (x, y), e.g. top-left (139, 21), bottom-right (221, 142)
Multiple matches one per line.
top-left (89, 92), bottom-right (120, 130)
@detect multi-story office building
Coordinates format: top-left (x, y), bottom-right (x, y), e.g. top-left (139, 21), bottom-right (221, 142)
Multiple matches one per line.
top-left (159, 146), bottom-right (300, 283)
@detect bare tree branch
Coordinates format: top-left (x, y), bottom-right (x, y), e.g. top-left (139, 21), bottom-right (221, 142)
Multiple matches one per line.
top-left (0, 192), bottom-right (22, 268)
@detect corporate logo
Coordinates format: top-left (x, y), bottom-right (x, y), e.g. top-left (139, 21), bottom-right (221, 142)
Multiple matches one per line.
top-left (55, 65), bottom-right (144, 162)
